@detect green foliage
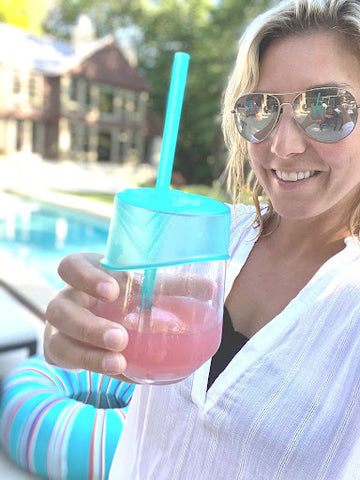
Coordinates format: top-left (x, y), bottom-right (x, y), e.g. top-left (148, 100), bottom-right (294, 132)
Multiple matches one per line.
top-left (67, 184), bottom-right (256, 205)
top-left (42, 0), bottom-right (273, 184)
top-left (0, 0), bottom-right (49, 34)
top-left (178, 184), bottom-right (232, 203)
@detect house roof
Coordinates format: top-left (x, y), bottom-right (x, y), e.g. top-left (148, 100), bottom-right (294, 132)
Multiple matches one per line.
top-left (0, 22), bottom-right (149, 91)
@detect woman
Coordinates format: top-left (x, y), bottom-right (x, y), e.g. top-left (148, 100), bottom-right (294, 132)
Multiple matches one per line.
top-left (44, 0), bottom-right (360, 478)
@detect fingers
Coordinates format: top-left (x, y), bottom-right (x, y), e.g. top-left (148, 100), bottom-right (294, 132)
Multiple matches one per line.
top-left (57, 253), bottom-right (120, 302)
top-left (44, 321), bottom-right (130, 381)
top-left (156, 272), bottom-right (217, 301)
top-left (45, 252), bottom-right (216, 384)
top-left (45, 282), bottom-right (129, 371)
top-left (45, 253), bottom-right (137, 380)
top-left (45, 295), bottom-right (130, 377)
top-left (57, 252), bottom-right (216, 303)
top-left (46, 292), bottom-right (127, 351)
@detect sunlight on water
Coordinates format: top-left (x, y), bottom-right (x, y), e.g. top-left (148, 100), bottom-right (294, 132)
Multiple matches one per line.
top-left (0, 192), bottom-right (110, 288)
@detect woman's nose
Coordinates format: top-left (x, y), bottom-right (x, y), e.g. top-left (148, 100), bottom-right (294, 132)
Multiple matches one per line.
top-left (270, 105), bottom-right (307, 158)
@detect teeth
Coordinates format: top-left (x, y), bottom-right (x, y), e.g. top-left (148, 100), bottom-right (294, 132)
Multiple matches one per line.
top-left (275, 170), bottom-right (315, 181)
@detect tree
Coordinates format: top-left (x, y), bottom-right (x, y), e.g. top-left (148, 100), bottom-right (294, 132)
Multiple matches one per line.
top-left (0, 0), bottom-right (49, 34)
top-left (42, 0), bottom-right (273, 184)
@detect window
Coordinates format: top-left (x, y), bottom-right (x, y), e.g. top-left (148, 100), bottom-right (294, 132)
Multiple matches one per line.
top-left (70, 124), bottom-right (79, 150)
top-left (16, 120), bottom-right (23, 151)
top-left (99, 87), bottom-right (114, 114)
top-left (70, 77), bottom-right (79, 102)
top-left (13, 72), bottom-right (21, 94)
top-left (83, 126), bottom-right (90, 152)
top-left (29, 74), bottom-right (40, 106)
top-left (118, 140), bottom-right (125, 163)
top-left (32, 122), bottom-right (40, 153)
top-left (85, 83), bottom-right (92, 105)
top-left (97, 131), bottom-right (112, 161)
top-left (29, 75), bottom-right (37, 98)
top-left (125, 92), bottom-right (135, 113)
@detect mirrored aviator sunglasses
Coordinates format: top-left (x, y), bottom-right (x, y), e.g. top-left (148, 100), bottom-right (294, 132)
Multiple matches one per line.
top-left (232, 87), bottom-right (360, 143)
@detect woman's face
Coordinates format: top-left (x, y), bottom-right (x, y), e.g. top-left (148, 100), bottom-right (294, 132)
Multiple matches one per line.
top-left (248, 31), bottom-right (360, 226)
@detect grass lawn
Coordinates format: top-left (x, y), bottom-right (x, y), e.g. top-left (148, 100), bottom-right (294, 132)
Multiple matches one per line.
top-left (69, 185), bottom-right (255, 205)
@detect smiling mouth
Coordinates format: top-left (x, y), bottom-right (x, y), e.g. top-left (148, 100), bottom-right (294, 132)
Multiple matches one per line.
top-left (275, 170), bottom-right (316, 182)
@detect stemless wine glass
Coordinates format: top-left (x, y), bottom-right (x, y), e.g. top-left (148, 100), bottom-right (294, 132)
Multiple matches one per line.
top-left (97, 188), bottom-right (230, 385)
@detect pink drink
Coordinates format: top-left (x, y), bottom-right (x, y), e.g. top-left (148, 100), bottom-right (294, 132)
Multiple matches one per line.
top-left (124, 320), bottom-right (221, 383)
top-left (96, 295), bottom-right (222, 384)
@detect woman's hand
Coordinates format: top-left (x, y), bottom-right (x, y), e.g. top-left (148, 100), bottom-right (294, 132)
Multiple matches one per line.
top-left (44, 252), bottom-right (217, 380)
top-left (44, 253), bottom-right (131, 381)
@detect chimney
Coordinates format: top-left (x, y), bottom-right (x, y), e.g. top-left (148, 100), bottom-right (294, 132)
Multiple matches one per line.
top-left (72, 14), bottom-right (95, 54)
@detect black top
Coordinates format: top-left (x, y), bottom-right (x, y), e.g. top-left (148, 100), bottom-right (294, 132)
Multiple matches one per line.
top-left (207, 306), bottom-right (249, 390)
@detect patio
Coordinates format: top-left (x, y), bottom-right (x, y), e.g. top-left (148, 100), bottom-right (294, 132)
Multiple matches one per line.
top-left (0, 205), bottom-right (56, 479)
top-left (0, 281), bottom-right (47, 479)
top-left (0, 154), bottom-right (147, 478)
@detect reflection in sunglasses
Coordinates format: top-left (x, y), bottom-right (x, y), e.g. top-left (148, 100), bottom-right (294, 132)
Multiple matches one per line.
top-left (232, 87), bottom-right (360, 143)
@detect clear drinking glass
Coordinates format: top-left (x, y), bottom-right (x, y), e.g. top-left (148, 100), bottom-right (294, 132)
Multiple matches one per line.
top-left (99, 188), bottom-right (230, 385)
top-left (96, 260), bottom-right (225, 384)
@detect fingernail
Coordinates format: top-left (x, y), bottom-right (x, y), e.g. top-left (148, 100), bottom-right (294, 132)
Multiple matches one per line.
top-left (104, 329), bottom-right (124, 350)
top-left (96, 282), bottom-right (114, 300)
top-left (102, 354), bottom-right (122, 374)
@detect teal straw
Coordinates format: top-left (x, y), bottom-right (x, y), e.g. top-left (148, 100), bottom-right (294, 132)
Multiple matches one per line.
top-left (156, 52), bottom-right (190, 189)
top-left (140, 52), bottom-right (190, 310)
top-left (140, 268), bottom-right (157, 310)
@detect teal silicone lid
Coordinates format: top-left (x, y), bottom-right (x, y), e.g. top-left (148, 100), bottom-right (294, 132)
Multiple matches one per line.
top-left (101, 188), bottom-right (230, 271)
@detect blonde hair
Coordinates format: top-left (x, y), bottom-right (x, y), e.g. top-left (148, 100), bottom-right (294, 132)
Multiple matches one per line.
top-left (222, 0), bottom-right (360, 238)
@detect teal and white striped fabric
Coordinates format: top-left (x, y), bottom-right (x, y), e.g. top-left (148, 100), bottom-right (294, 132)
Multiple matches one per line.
top-left (0, 355), bottom-right (135, 479)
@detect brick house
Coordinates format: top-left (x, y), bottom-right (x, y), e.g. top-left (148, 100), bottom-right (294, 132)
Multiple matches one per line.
top-left (0, 21), bottom-right (161, 164)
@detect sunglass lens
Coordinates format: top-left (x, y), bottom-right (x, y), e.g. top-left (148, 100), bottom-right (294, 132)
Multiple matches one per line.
top-left (233, 94), bottom-right (279, 142)
top-left (293, 88), bottom-right (357, 143)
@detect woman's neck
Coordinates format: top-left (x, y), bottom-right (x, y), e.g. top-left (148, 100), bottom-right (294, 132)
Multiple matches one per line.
top-left (261, 210), bottom-right (350, 261)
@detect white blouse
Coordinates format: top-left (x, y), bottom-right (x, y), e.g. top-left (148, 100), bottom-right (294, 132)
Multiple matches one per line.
top-left (110, 204), bottom-right (360, 480)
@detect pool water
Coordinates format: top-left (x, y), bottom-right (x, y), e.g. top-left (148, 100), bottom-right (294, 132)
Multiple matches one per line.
top-left (0, 193), bottom-right (110, 288)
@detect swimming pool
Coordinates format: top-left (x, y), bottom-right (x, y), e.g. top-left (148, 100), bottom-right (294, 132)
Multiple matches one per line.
top-left (0, 192), bottom-right (110, 289)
